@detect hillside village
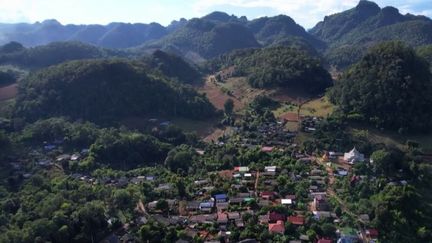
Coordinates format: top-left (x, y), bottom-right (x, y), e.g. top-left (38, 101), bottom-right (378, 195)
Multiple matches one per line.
top-left (0, 1), bottom-right (431, 243)
top-left (4, 113), bottom-right (398, 243)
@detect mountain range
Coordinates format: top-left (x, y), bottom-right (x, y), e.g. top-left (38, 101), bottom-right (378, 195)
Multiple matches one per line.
top-left (0, 0), bottom-right (430, 67)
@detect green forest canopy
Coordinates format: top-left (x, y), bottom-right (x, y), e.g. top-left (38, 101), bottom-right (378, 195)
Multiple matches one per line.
top-left (14, 59), bottom-right (215, 123)
top-left (329, 41), bottom-right (432, 132)
top-left (208, 46), bottom-right (332, 94)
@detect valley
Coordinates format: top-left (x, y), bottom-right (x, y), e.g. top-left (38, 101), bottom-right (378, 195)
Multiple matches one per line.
top-left (0, 1), bottom-right (431, 243)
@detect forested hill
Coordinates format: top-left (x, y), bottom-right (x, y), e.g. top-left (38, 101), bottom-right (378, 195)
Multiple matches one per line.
top-left (14, 59), bottom-right (215, 123)
top-left (142, 12), bottom-right (324, 60)
top-left (0, 41), bottom-right (125, 69)
top-left (311, 0), bottom-right (432, 68)
top-left (207, 46), bottom-right (332, 94)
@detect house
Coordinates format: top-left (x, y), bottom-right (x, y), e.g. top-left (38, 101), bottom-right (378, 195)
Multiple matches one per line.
top-left (229, 197), bottom-right (244, 205)
top-left (214, 194), bottom-right (228, 203)
top-left (186, 201), bottom-right (200, 212)
top-left (281, 199), bottom-right (293, 205)
top-left (366, 229), bottom-right (379, 239)
top-left (261, 191), bottom-right (275, 200)
top-left (199, 202), bottom-right (214, 213)
top-left (71, 153), bottom-right (80, 161)
top-left (235, 166), bottom-right (249, 173)
top-left (264, 166), bottom-right (277, 172)
top-left (269, 212), bottom-right (285, 223)
top-left (261, 146), bottom-right (275, 153)
top-left (194, 179), bottom-right (209, 186)
top-left (344, 148), bottom-right (365, 164)
top-left (217, 212), bottom-right (228, 224)
top-left (336, 170), bottom-right (348, 176)
top-left (317, 239), bottom-right (332, 243)
top-left (313, 211), bottom-right (333, 220)
top-left (216, 202), bottom-right (229, 211)
top-left (130, 176), bottom-right (146, 184)
top-left (287, 216), bottom-right (305, 225)
top-left (235, 219), bottom-right (245, 228)
top-left (314, 195), bottom-right (330, 211)
top-left (227, 212), bottom-right (241, 221)
top-left (268, 220), bottom-right (285, 234)
top-left (189, 214), bottom-right (216, 224)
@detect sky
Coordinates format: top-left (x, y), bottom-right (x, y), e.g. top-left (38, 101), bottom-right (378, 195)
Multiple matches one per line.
top-left (0, 0), bottom-right (431, 29)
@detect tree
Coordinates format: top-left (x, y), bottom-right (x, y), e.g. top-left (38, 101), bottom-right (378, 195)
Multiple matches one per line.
top-left (164, 145), bottom-right (195, 173)
top-left (156, 199), bottom-right (169, 214)
top-left (329, 41), bottom-right (432, 131)
top-left (224, 99), bottom-right (234, 115)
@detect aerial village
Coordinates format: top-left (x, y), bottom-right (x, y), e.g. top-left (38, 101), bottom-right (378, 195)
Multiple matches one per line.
top-left (5, 112), bottom-right (390, 243)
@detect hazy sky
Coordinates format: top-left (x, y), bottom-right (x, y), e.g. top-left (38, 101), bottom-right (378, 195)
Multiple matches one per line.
top-left (0, 0), bottom-right (431, 28)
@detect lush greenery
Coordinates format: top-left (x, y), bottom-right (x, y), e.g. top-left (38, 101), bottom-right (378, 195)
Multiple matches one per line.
top-left (208, 46), bottom-right (332, 94)
top-left (145, 18), bottom-right (260, 59)
top-left (329, 41), bottom-right (432, 131)
top-left (14, 59), bottom-right (215, 123)
top-left (0, 41), bottom-right (123, 69)
top-left (311, 1), bottom-right (432, 68)
top-left (142, 50), bottom-right (202, 84)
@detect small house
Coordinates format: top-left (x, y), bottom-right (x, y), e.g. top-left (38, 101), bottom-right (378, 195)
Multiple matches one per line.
top-left (268, 220), bottom-right (285, 234)
top-left (287, 216), bottom-right (305, 226)
top-left (264, 166), bottom-right (277, 172)
top-left (235, 166), bottom-right (249, 173)
top-left (261, 146), bottom-right (275, 153)
top-left (214, 194), bottom-right (228, 203)
top-left (217, 212), bottom-right (228, 224)
top-left (261, 191), bottom-right (275, 200)
top-left (199, 202), bottom-right (214, 213)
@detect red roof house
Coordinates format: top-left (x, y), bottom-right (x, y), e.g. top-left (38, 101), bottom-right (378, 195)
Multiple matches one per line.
top-left (268, 220), bottom-right (285, 234)
top-left (261, 191), bottom-right (275, 200)
top-left (288, 215), bottom-right (305, 225)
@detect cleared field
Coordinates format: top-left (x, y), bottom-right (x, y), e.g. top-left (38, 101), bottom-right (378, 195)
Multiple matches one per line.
top-left (197, 78), bottom-right (243, 111)
top-left (0, 84), bottom-right (18, 101)
top-left (300, 96), bottom-right (334, 117)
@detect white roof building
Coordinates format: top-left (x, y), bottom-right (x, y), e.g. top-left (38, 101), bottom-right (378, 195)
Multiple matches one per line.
top-left (344, 148), bottom-right (365, 164)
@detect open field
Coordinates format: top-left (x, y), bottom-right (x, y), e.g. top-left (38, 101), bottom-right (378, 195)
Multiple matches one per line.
top-left (0, 83), bottom-right (18, 101)
top-left (300, 96), bottom-right (334, 117)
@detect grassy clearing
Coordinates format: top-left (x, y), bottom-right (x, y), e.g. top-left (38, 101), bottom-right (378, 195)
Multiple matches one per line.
top-left (273, 102), bottom-right (298, 117)
top-left (300, 96), bottom-right (334, 117)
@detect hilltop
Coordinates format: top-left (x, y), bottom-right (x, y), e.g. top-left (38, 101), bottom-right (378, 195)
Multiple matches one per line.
top-left (311, 0), bottom-right (432, 68)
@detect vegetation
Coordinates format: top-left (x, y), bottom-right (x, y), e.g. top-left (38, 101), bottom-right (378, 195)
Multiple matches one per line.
top-left (14, 59), bottom-right (215, 123)
top-left (0, 41), bottom-right (123, 69)
top-left (208, 46), bottom-right (332, 94)
top-left (311, 1), bottom-right (432, 68)
top-left (145, 18), bottom-right (260, 59)
top-left (142, 50), bottom-right (202, 84)
top-left (329, 41), bottom-right (432, 131)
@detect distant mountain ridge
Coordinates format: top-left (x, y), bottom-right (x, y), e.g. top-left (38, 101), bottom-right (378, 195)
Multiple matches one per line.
top-left (0, 1), bottom-right (430, 65)
top-left (311, 0), bottom-right (432, 67)
top-left (0, 12), bottom-right (322, 60)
